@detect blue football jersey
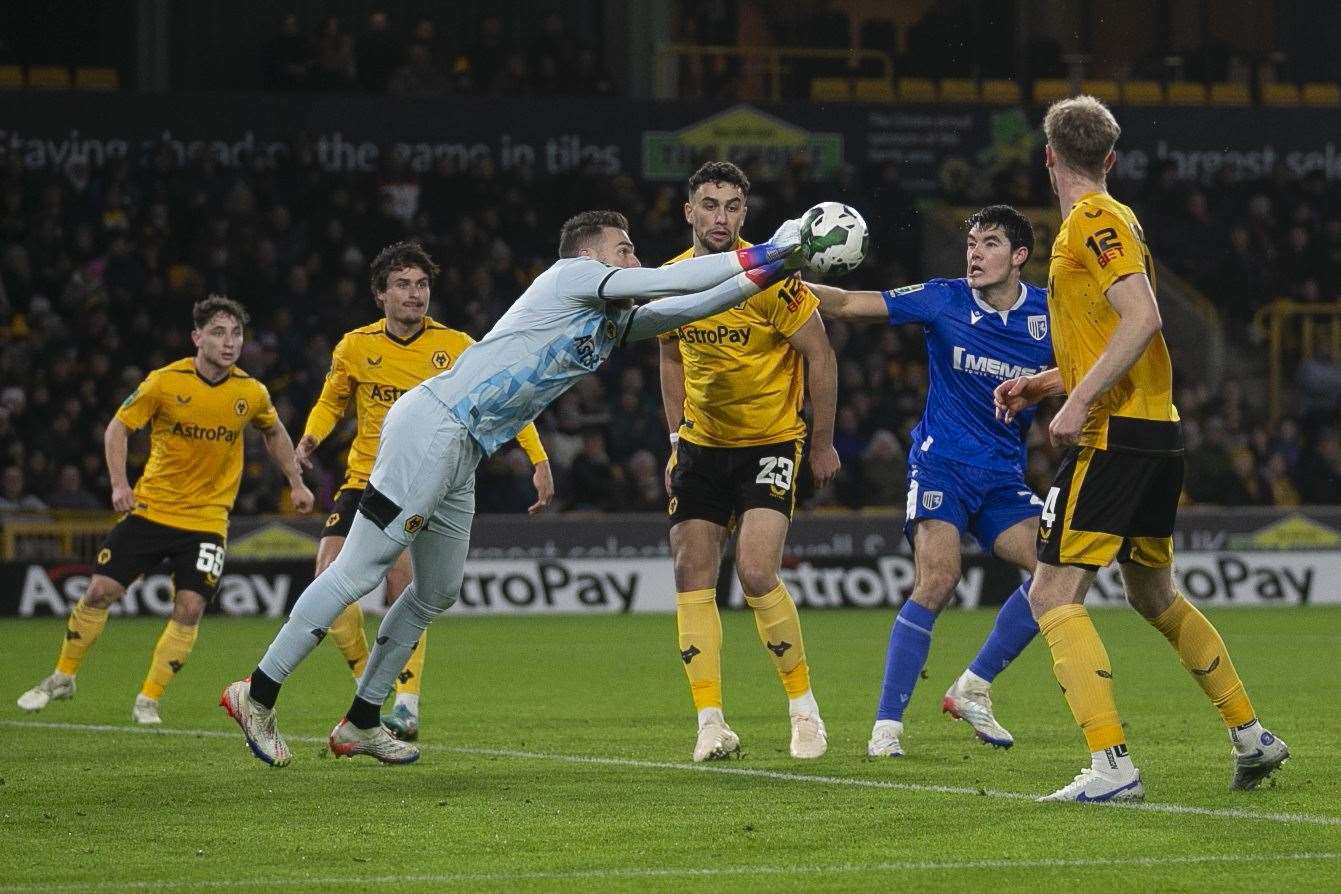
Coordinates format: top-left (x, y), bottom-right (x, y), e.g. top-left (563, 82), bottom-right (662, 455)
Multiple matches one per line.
top-left (883, 278), bottom-right (1053, 472)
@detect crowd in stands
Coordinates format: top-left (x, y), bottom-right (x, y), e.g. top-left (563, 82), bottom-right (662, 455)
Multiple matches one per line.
top-left (0, 135), bottom-right (1338, 518)
top-left (261, 10), bottom-right (617, 98)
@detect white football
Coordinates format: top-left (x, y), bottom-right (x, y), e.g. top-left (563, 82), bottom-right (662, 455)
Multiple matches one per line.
top-left (799, 202), bottom-right (869, 276)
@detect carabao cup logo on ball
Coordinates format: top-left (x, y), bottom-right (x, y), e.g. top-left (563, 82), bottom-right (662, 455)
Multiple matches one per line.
top-left (800, 201), bottom-right (869, 276)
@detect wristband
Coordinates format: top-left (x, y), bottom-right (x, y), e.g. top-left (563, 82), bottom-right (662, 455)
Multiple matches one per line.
top-left (669, 432), bottom-right (680, 446)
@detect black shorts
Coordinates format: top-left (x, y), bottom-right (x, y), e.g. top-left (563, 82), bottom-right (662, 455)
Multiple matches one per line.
top-left (1036, 446), bottom-right (1183, 570)
top-left (321, 487), bottom-right (364, 538)
top-left (669, 438), bottom-right (803, 527)
top-left (95, 515), bottom-right (227, 599)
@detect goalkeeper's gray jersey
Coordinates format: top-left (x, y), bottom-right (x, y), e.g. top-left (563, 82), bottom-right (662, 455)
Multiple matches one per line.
top-left (420, 257), bottom-right (632, 455)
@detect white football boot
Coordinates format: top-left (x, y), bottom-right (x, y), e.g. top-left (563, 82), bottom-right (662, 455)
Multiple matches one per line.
top-left (942, 670), bottom-right (1014, 748)
top-left (219, 679), bottom-right (291, 767)
top-left (693, 713), bottom-right (741, 762)
top-left (867, 720), bottom-right (906, 758)
top-left (1229, 722), bottom-right (1290, 791)
top-left (1038, 767), bottom-right (1144, 802)
top-left (328, 719), bottom-right (420, 764)
top-left (131, 694), bottom-right (162, 725)
top-left (381, 703), bottom-right (420, 742)
top-left (789, 713), bottom-right (828, 759)
top-left (17, 671), bottom-right (76, 712)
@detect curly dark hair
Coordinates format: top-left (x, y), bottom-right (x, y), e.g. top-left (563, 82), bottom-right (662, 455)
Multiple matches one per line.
top-left (964, 204), bottom-right (1035, 261)
top-left (687, 161), bottom-right (750, 198)
top-left (192, 294), bottom-right (249, 330)
top-left (369, 240), bottom-right (441, 296)
top-left (558, 210), bottom-right (630, 258)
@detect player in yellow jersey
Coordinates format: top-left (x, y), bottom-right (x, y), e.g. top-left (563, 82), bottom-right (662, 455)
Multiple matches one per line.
top-left (993, 96), bottom-right (1288, 801)
top-left (16, 296), bottom-right (314, 723)
top-left (660, 162), bottom-right (839, 761)
top-left (296, 241), bottom-right (553, 740)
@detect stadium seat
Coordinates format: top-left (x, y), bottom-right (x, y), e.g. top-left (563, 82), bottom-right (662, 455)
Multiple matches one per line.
top-left (0, 66), bottom-right (22, 90)
top-left (1079, 79), bottom-right (1120, 103)
top-left (1261, 82), bottom-right (1301, 106)
top-left (853, 77), bottom-right (894, 101)
top-left (1210, 83), bottom-right (1251, 106)
top-left (939, 78), bottom-right (979, 103)
top-left (1301, 82), bottom-right (1341, 106)
top-left (27, 65), bottom-right (71, 90)
top-left (896, 77), bottom-right (936, 102)
top-left (1122, 80), bottom-right (1164, 104)
top-left (1166, 82), bottom-right (1208, 105)
top-left (74, 67), bottom-right (120, 91)
top-left (810, 77), bottom-right (851, 101)
top-left (1032, 78), bottom-right (1071, 104)
top-left (981, 79), bottom-right (1021, 104)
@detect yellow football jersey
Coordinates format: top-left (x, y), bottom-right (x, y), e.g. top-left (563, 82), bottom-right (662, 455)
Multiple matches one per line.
top-left (660, 241), bottom-right (819, 448)
top-left (304, 317), bottom-right (546, 490)
top-left (115, 358), bottom-right (278, 537)
top-left (1049, 192), bottom-right (1181, 453)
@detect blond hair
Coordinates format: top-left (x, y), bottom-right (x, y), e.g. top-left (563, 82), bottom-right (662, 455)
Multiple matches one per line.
top-left (1043, 95), bottom-right (1121, 180)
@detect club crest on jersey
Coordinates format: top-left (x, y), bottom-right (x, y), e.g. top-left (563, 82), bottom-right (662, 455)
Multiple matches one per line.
top-left (431, 350), bottom-right (449, 369)
top-left (921, 490), bottom-right (943, 511)
top-left (233, 399), bottom-right (249, 416)
top-left (97, 548), bottom-right (111, 565)
top-left (404, 514), bottom-right (425, 535)
top-left (367, 355), bottom-right (383, 367)
top-left (605, 320), bottom-right (618, 340)
top-left (1028, 315), bottom-right (1048, 341)
top-left (176, 394), bottom-right (191, 405)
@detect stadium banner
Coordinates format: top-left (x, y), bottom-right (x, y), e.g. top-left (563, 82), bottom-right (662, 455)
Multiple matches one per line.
top-left (2, 95), bottom-right (1339, 192)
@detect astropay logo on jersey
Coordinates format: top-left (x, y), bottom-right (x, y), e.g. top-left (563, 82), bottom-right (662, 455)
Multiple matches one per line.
top-left (951, 346), bottom-right (1042, 380)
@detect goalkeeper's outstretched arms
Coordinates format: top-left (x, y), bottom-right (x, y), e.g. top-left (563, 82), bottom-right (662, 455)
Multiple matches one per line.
top-left (597, 218), bottom-right (803, 301)
top-left (622, 260), bottom-right (795, 344)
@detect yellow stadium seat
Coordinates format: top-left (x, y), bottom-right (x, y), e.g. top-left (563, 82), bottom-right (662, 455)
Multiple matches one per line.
top-left (853, 77), bottom-right (894, 101)
top-left (1302, 82), bottom-right (1341, 106)
top-left (1261, 82), bottom-right (1300, 106)
top-left (897, 77), bottom-right (936, 102)
top-left (27, 65), bottom-right (71, 90)
top-left (1079, 79), bottom-right (1120, 103)
top-left (810, 77), bottom-right (851, 101)
top-left (1166, 82), bottom-right (1208, 105)
top-left (0, 66), bottom-right (22, 90)
top-left (1209, 82), bottom-right (1251, 106)
top-left (981, 79), bottom-right (1021, 104)
top-left (1032, 78), bottom-right (1071, 104)
top-left (939, 78), bottom-right (979, 102)
top-left (1122, 80), bottom-right (1164, 104)
top-left (74, 67), bottom-right (120, 91)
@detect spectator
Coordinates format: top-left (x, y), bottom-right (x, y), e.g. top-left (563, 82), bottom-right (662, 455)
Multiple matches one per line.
top-left (567, 429), bottom-right (617, 510)
top-left (388, 43), bottom-right (450, 99)
top-left (311, 16), bottom-right (356, 91)
top-left (0, 465), bottom-right (46, 512)
top-left (261, 12), bottom-right (311, 91)
top-left (46, 464), bottom-right (101, 510)
top-left (357, 10), bottom-right (403, 93)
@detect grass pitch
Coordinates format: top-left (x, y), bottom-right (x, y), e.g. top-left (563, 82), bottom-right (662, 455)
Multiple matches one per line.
top-left (4, 606), bottom-right (1339, 892)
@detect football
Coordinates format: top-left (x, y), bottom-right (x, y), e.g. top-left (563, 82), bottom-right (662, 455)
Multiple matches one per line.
top-left (799, 201), bottom-right (869, 276)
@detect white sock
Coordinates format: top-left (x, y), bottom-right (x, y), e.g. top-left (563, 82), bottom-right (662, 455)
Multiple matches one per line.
top-left (1091, 744), bottom-right (1135, 775)
top-left (394, 692), bottom-right (420, 714)
top-left (961, 668), bottom-right (991, 690)
top-left (697, 706), bottom-right (724, 729)
top-left (1229, 718), bottom-right (1263, 755)
top-left (788, 689), bottom-right (820, 718)
top-left (872, 718), bottom-right (903, 737)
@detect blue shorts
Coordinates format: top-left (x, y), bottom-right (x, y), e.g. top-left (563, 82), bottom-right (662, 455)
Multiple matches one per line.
top-left (904, 449), bottom-right (1042, 552)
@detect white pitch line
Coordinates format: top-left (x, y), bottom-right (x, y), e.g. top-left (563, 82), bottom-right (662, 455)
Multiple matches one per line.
top-left (0, 852), bottom-right (1337, 893)
top-left (3, 719), bottom-right (1337, 829)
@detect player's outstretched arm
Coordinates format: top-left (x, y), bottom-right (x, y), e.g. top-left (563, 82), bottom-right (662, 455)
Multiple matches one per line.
top-left (808, 282), bottom-right (892, 322)
top-left (103, 417), bottom-right (135, 512)
top-left (622, 261), bottom-right (792, 343)
top-left (260, 422), bottom-right (315, 513)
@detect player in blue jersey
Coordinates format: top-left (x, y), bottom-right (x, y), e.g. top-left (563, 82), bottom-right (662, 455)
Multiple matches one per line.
top-left (222, 209), bottom-right (807, 767)
top-left (810, 205), bottom-right (1052, 757)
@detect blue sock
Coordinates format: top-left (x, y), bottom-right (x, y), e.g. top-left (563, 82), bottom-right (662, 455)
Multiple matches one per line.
top-left (876, 600), bottom-right (938, 722)
top-left (968, 583), bottom-right (1038, 682)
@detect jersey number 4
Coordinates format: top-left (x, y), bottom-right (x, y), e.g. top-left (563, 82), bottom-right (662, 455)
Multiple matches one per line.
top-left (1040, 487), bottom-right (1061, 530)
top-left (195, 543), bottom-right (225, 576)
top-left (756, 456), bottom-right (795, 491)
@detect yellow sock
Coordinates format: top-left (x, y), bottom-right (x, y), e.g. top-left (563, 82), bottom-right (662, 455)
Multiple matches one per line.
top-left (328, 602), bottom-right (369, 678)
top-left (1038, 604), bottom-right (1126, 752)
top-left (745, 581), bottom-right (810, 699)
top-left (1150, 592), bottom-right (1255, 727)
top-left (55, 600), bottom-right (109, 675)
top-left (396, 629), bottom-right (427, 696)
top-left (676, 588), bottom-right (722, 711)
top-left (139, 620), bottom-right (198, 700)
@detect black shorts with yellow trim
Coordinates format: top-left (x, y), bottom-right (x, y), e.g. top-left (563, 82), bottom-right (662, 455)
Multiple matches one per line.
top-left (95, 514), bottom-right (227, 599)
top-left (669, 438), bottom-right (803, 527)
top-left (1036, 445), bottom-right (1184, 570)
top-left (321, 487), bottom-right (364, 538)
